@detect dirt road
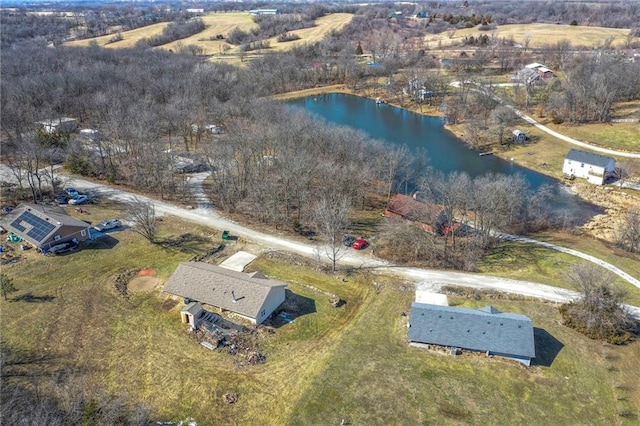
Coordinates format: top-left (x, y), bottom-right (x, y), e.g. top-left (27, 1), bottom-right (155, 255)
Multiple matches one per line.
top-left (58, 174), bottom-right (640, 320)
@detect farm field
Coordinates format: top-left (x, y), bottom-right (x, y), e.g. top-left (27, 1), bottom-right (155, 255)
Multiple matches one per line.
top-left (423, 23), bottom-right (632, 50)
top-left (159, 13), bottom-right (258, 55)
top-left (2, 201), bottom-right (640, 424)
top-left (64, 12), bottom-right (353, 56)
top-left (65, 21), bottom-right (172, 48)
top-left (256, 13), bottom-right (353, 53)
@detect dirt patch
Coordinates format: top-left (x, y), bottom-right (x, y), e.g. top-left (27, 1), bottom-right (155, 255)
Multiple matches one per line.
top-left (160, 298), bottom-right (179, 311)
top-left (128, 276), bottom-right (161, 293)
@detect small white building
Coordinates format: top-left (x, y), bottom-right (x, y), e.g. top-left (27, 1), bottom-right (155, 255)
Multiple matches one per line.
top-left (249, 9), bottom-right (280, 15)
top-left (36, 117), bottom-right (78, 134)
top-left (512, 129), bottom-right (527, 143)
top-left (563, 149), bottom-right (615, 185)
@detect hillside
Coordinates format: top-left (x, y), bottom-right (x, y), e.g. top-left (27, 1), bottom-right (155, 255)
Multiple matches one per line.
top-left (423, 23), bottom-right (631, 49)
top-left (64, 12), bottom-right (353, 55)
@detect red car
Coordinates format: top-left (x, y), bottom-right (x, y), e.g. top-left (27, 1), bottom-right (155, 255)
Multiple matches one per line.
top-left (352, 238), bottom-right (368, 250)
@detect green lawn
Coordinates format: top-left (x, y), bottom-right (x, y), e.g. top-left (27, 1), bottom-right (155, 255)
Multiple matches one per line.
top-left (477, 237), bottom-right (640, 306)
top-left (2, 203), bottom-right (640, 424)
top-left (545, 121), bottom-right (640, 153)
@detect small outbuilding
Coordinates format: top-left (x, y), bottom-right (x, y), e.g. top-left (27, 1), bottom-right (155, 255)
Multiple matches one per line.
top-left (164, 262), bottom-right (287, 324)
top-left (562, 149), bottom-right (615, 185)
top-left (512, 129), bottom-right (527, 143)
top-left (408, 303), bottom-right (535, 366)
top-left (1, 203), bottom-right (92, 250)
top-left (181, 301), bottom-right (204, 326)
top-left (36, 117), bottom-right (78, 134)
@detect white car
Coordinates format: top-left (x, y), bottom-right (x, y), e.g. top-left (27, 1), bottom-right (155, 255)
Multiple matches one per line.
top-left (94, 219), bottom-right (121, 232)
top-left (68, 195), bottom-right (89, 205)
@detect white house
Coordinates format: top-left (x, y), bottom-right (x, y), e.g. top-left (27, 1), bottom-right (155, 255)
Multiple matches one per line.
top-left (563, 149), bottom-right (615, 185)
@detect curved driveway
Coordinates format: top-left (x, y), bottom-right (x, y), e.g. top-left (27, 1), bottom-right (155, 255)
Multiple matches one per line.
top-left (513, 108), bottom-right (640, 159)
top-left (450, 81), bottom-right (640, 159)
top-left (62, 174), bottom-right (640, 320)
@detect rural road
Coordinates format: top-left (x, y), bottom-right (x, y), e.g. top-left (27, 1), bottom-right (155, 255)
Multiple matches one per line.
top-left (52, 172), bottom-right (640, 321)
top-left (450, 81), bottom-right (640, 159)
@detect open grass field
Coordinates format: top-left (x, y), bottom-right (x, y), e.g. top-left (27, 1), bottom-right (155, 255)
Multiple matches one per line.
top-left (3, 207), bottom-right (639, 424)
top-left (477, 239), bottom-right (640, 307)
top-left (544, 121), bottom-right (640, 153)
top-left (65, 21), bottom-right (171, 48)
top-left (160, 13), bottom-right (257, 55)
top-left (256, 13), bottom-right (353, 53)
top-left (64, 12), bottom-right (353, 56)
top-left (424, 23), bottom-right (632, 50)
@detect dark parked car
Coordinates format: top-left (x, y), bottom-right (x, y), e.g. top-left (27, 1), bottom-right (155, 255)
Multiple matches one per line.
top-left (1, 206), bottom-right (14, 215)
top-left (64, 187), bottom-right (79, 198)
top-left (342, 235), bottom-right (356, 247)
top-left (48, 241), bottom-right (78, 255)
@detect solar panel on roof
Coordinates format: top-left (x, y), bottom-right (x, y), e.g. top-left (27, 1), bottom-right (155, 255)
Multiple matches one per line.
top-left (10, 211), bottom-right (56, 242)
top-left (10, 218), bottom-right (26, 232)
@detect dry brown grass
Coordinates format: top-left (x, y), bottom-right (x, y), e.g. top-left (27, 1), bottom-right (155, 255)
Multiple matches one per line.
top-left (258, 13), bottom-right (353, 53)
top-left (64, 12), bottom-right (353, 56)
top-left (423, 23), bottom-right (631, 50)
top-left (65, 22), bottom-right (171, 48)
top-left (159, 13), bottom-right (257, 55)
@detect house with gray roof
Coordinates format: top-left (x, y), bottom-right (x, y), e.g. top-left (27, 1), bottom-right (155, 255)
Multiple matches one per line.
top-left (163, 262), bottom-right (286, 324)
top-left (562, 149), bottom-right (615, 185)
top-left (408, 303), bottom-right (535, 366)
top-left (1, 203), bottom-right (92, 250)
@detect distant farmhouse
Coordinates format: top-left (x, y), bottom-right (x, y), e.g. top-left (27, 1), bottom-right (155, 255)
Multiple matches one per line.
top-left (383, 194), bottom-right (459, 235)
top-left (408, 303), bottom-right (536, 366)
top-left (563, 149), bottom-right (615, 185)
top-left (405, 79), bottom-right (437, 102)
top-left (515, 63), bottom-right (555, 84)
top-left (163, 262), bottom-right (287, 324)
top-left (1, 203), bottom-right (92, 250)
top-left (249, 9), bottom-right (280, 16)
top-left (36, 117), bottom-right (78, 134)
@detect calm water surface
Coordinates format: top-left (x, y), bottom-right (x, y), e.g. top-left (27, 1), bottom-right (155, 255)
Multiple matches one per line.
top-left (288, 93), bottom-right (601, 221)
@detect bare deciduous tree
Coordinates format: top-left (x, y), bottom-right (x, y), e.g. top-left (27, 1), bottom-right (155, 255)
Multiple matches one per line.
top-left (127, 197), bottom-right (158, 243)
top-left (615, 207), bottom-right (640, 254)
top-left (560, 262), bottom-right (635, 344)
top-left (313, 195), bottom-right (351, 272)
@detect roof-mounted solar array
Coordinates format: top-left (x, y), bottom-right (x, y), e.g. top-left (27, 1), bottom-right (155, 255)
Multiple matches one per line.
top-left (10, 211), bottom-right (56, 242)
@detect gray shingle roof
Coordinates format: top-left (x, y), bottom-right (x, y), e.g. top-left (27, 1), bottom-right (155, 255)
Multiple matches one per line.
top-left (565, 149), bottom-right (614, 168)
top-left (163, 262), bottom-right (286, 319)
top-left (408, 303), bottom-right (535, 359)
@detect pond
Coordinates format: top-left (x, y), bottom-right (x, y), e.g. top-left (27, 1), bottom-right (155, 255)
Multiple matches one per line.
top-left (288, 93), bottom-right (601, 222)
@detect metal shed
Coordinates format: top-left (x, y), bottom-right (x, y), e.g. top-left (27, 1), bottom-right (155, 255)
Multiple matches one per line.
top-left (512, 130), bottom-right (527, 143)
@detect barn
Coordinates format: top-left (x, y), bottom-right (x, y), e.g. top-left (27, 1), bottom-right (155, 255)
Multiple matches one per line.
top-left (408, 303), bottom-right (536, 366)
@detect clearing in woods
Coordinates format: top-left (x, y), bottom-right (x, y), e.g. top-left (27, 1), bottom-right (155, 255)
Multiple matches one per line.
top-left (64, 13), bottom-right (353, 55)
